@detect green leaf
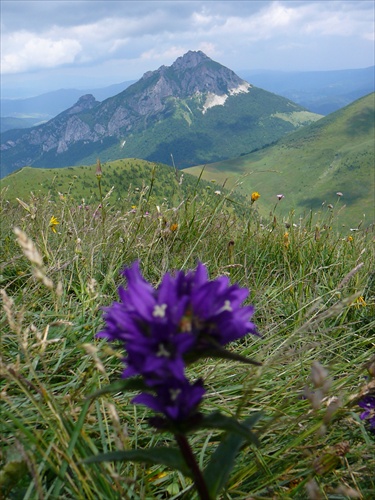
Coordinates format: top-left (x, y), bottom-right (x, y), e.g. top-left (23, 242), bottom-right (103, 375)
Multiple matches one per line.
top-left (203, 414), bottom-right (263, 498)
top-left (85, 378), bottom-right (147, 400)
top-left (51, 398), bottom-right (92, 498)
top-left (200, 412), bottom-right (261, 446)
top-left (0, 457), bottom-right (28, 490)
top-left (204, 347), bottom-right (262, 366)
top-left (83, 447), bottom-right (192, 477)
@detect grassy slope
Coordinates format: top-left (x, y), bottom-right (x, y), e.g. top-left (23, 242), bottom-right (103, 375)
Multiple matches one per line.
top-left (1, 158), bottom-right (244, 211)
top-left (1, 175), bottom-right (374, 498)
top-left (184, 93), bottom-right (375, 230)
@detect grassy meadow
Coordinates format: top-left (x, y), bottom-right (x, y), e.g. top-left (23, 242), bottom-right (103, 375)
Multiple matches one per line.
top-left (185, 93), bottom-right (375, 231)
top-left (1, 164), bottom-right (374, 499)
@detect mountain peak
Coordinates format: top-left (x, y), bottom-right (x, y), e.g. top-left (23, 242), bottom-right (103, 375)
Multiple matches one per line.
top-left (66, 94), bottom-right (99, 115)
top-left (171, 50), bottom-right (210, 70)
top-left (140, 50), bottom-right (249, 100)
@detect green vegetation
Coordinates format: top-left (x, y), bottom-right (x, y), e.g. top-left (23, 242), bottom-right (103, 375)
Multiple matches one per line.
top-left (1, 159), bottom-right (246, 211)
top-left (185, 93), bottom-right (375, 230)
top-left (102, 88), bottom-right (321, 169)
top-left (1, 164), bottom-right (374, 498)
top-left (1, 86), bottom-right (321, 177)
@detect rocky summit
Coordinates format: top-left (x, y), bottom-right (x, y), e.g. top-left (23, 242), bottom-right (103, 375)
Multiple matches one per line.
top-left (0, 51), bottom-right (321, 177)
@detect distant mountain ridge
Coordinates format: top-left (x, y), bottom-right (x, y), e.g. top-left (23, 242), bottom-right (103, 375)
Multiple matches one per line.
top-left (1, 65), bottom-right (372, 133)
top-left (0, 51), bottom-right (321, 177)
top-left (239, 66), bottom-right (374, 115)
top-left (0, 81), bottom-right (136, 129)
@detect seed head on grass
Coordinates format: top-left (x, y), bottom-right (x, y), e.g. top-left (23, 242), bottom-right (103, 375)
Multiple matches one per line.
top-left (304, 361), bottom-right (332, 411)
top-left (14, 227), bottom-right (43, 267)
top-left (96, 158), bottom-right (103, 180)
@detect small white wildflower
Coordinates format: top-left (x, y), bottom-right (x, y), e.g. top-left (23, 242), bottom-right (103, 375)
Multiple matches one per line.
top-left (153, 304), bottom-right (167, 318)
top-left (170, 389), bottom-right (181, 401)
top-left (157, 344), bottom-right (171, 358)
top-left (218, 300), bottom-right (232, 313)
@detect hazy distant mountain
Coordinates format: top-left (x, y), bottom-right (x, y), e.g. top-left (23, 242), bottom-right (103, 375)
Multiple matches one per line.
top-left (0, 51), bottom-right (321, 177)
top-left (0, 81), bottom-right (136, 124)
top-left (238, 67), bottom-right (374, 115)
top-left (1, 116), bottom-right (45, 133)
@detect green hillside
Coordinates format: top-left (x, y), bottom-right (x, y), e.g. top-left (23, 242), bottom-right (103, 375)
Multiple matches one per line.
top-left (184, 93), bottom-right (375, 230)
top-left (87, 87), bottom-right (321, 169)
top-left (0, 158), bottom-right (245, 212)
top-left (0, 87), bottom-right (321, 177)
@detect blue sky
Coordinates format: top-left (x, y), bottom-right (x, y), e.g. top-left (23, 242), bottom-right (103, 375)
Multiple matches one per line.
top-left (1, 0), bottom-right (374, 97)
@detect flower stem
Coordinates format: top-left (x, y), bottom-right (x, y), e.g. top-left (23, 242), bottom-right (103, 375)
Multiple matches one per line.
top-left (174, 433), bottom-right (212, 500)
top-left (97, 177), bottom-right (106, 225)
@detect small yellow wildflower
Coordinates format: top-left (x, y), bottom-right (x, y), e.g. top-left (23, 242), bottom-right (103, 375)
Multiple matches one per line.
top-left (147, 470), bottom-right (169, 482)
top-left (251, 192), bottom-right (260, 203)
top-left (347, 235), bottom-right (353, 242)
top-left (283, 231), bottom-right (289, 249)
top-left (354, 296), bottom-right (367, 308)
top-left (170, 223), bottom-right (178, 232)
top-left (49, 216), bottom-right (59, 233)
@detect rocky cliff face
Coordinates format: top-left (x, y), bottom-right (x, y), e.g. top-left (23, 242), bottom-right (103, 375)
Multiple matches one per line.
top-left (1, 51), bottom-right (250, 164)
top-left (141, 50), bottom-right (248, 97)
top-left (1, 93), bottom-right (100, 161)
top-left (93, 50), bottom-right (251, 134)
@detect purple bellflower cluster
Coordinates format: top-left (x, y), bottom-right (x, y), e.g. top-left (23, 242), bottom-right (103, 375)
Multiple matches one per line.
top-left (97, 261), bottom-right (258, 423)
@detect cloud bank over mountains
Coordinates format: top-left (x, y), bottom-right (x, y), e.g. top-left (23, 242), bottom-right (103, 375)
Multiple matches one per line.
top-left (1, 1), bottom-right (374, 96)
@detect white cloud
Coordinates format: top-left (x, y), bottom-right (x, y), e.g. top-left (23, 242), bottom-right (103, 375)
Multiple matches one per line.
top-left (0, 0), bottom-right (373, 86)
top-left (197, 42), bottom-right (217, 57)
top-left (198, 2), bottom-right (304, 42)
top-left (141, 46), bottom-right (189, 62)
top-left (203, 1), bottom-right (374, 43)
top-left (192, 11), bottom-right (216, 27)
top-left (302, 10), bottom-right (372, 37)
top-left (363, 31), bottom-right (375, 41)
top-left (1, 30), bottom-right (82, 73)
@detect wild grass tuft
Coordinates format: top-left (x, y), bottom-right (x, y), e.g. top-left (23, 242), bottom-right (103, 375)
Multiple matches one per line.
top-left (1, 167), bottom-right (374, 499)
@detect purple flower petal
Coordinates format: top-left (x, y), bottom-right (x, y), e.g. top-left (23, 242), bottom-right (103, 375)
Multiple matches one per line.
top-left (132, 378), bottom-right (205, 421)
top-left (358, 395), bottom-right (375, 431)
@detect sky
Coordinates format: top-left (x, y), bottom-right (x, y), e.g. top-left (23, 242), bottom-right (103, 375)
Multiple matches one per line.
top-left (1, 0), bottom-right (374, 98)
